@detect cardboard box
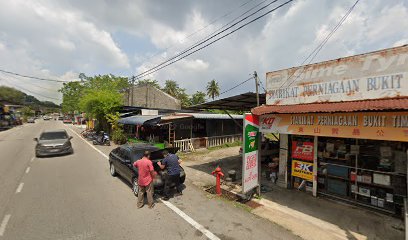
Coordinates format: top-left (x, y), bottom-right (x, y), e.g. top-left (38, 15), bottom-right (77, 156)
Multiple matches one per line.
top-left (386, 193), bottom-right (393, 202)
top-left (373, 173), bottom-right (391, 186)
top-left (362, 174), bottom-right (372, 184)
top-left (377, 198), bottom-right (385, 208)
top-left (371, 196), bottom-right (378, 206)
top-left (351, 184), bottom-right (358, 193)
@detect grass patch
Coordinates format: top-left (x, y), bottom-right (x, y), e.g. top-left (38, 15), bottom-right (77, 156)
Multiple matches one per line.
top-left (207, 141), bottom-right (242, 151)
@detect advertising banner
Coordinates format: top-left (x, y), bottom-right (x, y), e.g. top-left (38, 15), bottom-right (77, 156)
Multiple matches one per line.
top-left (260, 112), bottom-right (408, 142)
top-left (292, 160), bottom-right (313, 181)
top-left (292, 141), bottom-right (314, 161)
top-left (266, 45), bottom-right (408, 105)
top-left (242, 114), bottom-right (259, 193)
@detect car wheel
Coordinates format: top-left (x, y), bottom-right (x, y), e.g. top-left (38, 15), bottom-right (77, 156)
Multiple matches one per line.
top-left (110, 163), bottom-right (117, 177)
top-left (132, 178), bottom-right (139, 196)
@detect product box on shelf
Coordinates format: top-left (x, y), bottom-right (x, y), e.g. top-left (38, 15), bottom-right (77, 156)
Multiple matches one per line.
top-left (362, 174), bottom-right (372, 184)
top-left (351, 184), bottom-right (358, 193)
top-left (350, 171), bottom-right (356, 182)
top-left (377, 198), bottom-right (385, 208)
top-left (359, 187), bottom-right (371, 197)
top-left (373, 173), bottom-right (391, 186)
top-left (386, 193), bottom-right (394, 202)
top-left (371, 196), bottom-right (378, 206)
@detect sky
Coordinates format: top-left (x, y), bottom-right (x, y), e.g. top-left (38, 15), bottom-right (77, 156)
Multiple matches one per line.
top-left (0, 0), bottom-right (407, 104)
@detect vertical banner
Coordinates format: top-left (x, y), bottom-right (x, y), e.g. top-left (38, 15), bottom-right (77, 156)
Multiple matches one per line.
top-left (242, 114), bottom-right (260, 193)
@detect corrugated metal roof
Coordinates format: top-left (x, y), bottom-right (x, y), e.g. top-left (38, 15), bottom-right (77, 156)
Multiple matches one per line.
top-left (188, 113), bottom-right (243, 119)
top-left (252, 97), bottom-right (408, 115)
top-left (188, 92), bottom-right (266, 111)
top-left (118, 115), bottom-right (162, 125)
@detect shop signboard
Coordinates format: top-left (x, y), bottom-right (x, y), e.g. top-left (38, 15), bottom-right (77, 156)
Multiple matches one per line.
top-left (292, 141), bottom-right (314, 161)
top-left (242, 114), bottom-right (260, 193)
top-left (266, 45), bottom-right (408, 105)
top-left (260, 112), bottom-right (408, 142)
top-left (292, 160), bottom-right (313, 181)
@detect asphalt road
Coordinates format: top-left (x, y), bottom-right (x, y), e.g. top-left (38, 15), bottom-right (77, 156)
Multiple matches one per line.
top-left (0, 120), bottom-right (299, 240)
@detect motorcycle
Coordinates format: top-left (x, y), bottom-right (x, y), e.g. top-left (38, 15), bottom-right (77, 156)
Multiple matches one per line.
top-left (92, 132), bottom-right (110, 146)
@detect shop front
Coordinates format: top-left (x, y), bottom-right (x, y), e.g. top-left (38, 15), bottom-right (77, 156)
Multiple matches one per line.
top-left (256, 109), bottom-right (408, 217)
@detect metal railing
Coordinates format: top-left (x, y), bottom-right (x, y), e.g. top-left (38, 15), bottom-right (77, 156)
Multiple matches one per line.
top-left (174, 134), bottom-right (242, 152)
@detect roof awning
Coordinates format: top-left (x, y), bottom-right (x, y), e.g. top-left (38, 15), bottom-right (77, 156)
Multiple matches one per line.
top-left (251, 97), bottom-right (408, 115)
top-left (188, 92), bottom-right (266, 111)
top-left (118, 115), bottom-right (162, 126)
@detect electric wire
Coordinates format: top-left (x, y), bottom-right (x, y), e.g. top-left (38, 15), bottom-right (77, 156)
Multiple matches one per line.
top-left (0, 68), bottom-right (75, 83)
top-left (135, 0), bottom-right (294, 80)
top-left (142, 0), bottom-right (257, 65)
top-left (274, 0), bottom-right (360, 93)
top-left (219, 76), bottom-right (254, 96)
top-left (0, 78), bottom-right (62, 101)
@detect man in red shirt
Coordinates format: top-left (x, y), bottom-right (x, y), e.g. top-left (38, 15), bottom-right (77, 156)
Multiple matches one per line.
top-left (133, 151), bottom-right (155, 208)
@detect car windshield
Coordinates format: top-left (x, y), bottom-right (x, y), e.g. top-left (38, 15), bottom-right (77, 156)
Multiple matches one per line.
top-left (40, 132), bottom-right (68, 140)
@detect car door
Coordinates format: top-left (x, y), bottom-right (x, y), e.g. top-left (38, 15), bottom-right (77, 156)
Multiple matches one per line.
top-left (120, 149), bottom-right (134, 183)
top-left (110, 148), bottom-right (122, 175)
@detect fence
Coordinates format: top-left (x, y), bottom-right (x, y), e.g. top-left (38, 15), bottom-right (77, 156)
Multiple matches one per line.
top-left (173, 134), bottom-right (242, 152)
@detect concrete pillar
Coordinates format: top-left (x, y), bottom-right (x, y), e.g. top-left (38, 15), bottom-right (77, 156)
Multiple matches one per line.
top-left (277, 134), bottom-right (288, 188)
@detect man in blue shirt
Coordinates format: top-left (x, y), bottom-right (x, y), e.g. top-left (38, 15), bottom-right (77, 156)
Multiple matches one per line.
top-left (157, 150), bottom-right (182, 200)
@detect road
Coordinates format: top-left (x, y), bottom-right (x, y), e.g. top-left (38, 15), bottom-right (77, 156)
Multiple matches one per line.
top-left (0, 120), bottom-right (299, 240)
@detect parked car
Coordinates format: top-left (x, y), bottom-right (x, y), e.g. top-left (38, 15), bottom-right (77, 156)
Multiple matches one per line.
top-left (58, 116), bottom-right (63, 121)
top-left (34, 129), bottom-right (74, 157)
top-left (63, 118), bottom-right (72, 124)
top-left (27, 117), bottom-right (35, 123)
top-left (108, 144), bottom-right (185, 196)
top-left (43, 116), bottom-right (51, 120)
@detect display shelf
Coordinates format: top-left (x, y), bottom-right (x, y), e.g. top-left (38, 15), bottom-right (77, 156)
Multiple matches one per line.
top-left (320, 161), bottom-right (406, 176)
top-left (327, 175), bottom-right (349, 181)
top-left (318, 191), bottom-right (396, 215)
top-left (350, 180), bottom-right (394, 190)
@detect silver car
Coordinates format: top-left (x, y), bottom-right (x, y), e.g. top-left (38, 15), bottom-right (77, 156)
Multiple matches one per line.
top-left (34, 130), bottom-right (73, 157)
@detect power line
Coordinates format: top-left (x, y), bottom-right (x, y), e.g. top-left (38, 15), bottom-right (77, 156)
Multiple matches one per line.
top-left (0, 78), bottom-right (62, 101)
top-left (0, 72), bottom-right (60, 92)
top-left (135, 0), bottom-right (292, 79)
top-left (0, 68), bottom-right (75, 83)
top-left (219, 76), bottom-right (254, 96)
top-left (275, 0), bottom-right (360, 92)
top-left (142, 0), bottom-right (257, 65)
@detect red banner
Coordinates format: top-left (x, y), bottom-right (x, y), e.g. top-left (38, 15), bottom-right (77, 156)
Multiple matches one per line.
top-left (292, 141), bottom-right (314, 161)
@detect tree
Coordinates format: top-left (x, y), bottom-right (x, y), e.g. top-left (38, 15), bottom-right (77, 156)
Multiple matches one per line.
top-left (191, 91), bottom-right (206, 105)
top-left (0, 86), bottom-right (26, 104)
top-left (206, 79), bottom-right (220, 100)
top-left (59, 81), bottom-right (84, 114)
top-left (163, 80), bottom-right (179, 98)
top-left (136, 79), bottom-right (161, 89)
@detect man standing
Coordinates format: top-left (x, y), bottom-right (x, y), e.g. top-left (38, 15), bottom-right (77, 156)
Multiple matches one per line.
top-left (158, 150), bottom-right (182, 200)
top-left (133, 151), bottom-right (155, 208)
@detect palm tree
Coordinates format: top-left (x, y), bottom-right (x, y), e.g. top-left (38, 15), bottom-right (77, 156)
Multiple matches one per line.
top-left (163, 80), bottom-right (179, 97)
top-left (206, 79), bottom-right (220, 100)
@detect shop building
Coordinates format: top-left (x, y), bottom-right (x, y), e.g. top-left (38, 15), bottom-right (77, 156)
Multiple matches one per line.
top-left (252, 45), bottom-right (408, 217)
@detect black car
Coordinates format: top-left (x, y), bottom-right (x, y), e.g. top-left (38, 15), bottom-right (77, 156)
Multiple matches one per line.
top-left (108, 144), bottom-right (185, 196)
top-left (34, 129), bottom-right (74, 157)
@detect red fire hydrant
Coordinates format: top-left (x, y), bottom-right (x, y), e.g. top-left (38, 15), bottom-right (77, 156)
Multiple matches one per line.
top-left (212, 166), bottom-right (224, 196)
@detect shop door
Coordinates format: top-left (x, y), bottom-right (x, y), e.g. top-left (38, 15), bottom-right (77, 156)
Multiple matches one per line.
top-left (289, 135), bottom-right (315, 194)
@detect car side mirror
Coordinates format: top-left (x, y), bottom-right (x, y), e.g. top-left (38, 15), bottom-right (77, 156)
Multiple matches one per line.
top-left (69, 136), bottom-right (73, 140)
top-left (33, 138), bottom-right (38, 142)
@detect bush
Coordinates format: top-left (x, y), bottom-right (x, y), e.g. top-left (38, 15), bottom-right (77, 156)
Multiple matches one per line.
top-left (111, 128), bottom-right (127, 144)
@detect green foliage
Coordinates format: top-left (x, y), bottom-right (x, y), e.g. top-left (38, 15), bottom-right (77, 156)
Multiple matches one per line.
top-left (163, 80), bottom-right (179, 98)
top-left (79, 89), bottom-right (122, 119)
top-left (191, 91), bottom-right (207, 105)
top-left (136, 79), bottom-right (161, 89)
top-left (106, 112), bottom-right (121, 131)
top-left (0, 86), bottom-right (26, 104)
top-left (111, 128), bottom-right (127, 144)
top-left (59, 81), bottom-right (84, 113)
top-left (206, 79), bottom-right (220, 100)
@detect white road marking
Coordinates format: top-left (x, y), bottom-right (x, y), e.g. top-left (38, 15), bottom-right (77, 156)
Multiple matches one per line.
top-left (15, 183), bottom-right (24, 193)
top-left (161, 200), bottom-right (220, 240)
top-left (25, 167), bottom-right (30, 174)
top-left (69, 126), bottom-right (220, 240)
top-left (0, 214), bottom-right (11, 236)
top-left (30, 157), bottom-right (35, 162)
top-left (68, 128), bottom-right (108, 159)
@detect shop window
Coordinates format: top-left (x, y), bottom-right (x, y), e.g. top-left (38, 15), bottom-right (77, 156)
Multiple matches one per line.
top-left (317, 137), bottom-right (407, 216)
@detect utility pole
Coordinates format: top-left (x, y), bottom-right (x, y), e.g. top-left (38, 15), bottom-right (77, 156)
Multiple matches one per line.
top-left (254, 71), bottom-right (260, 107)
top-left (129, 76), bottom-right (136, 106)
